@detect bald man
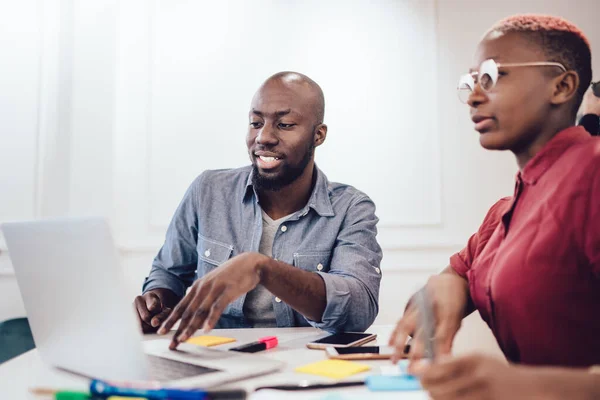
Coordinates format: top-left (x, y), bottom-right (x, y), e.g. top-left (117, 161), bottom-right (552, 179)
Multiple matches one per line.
top-left (135, 72), bottom-right (382, 348)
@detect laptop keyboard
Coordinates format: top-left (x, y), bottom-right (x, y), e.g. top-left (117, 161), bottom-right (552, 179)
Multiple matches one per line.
top-left (147, 354), bottom-right (219, 381)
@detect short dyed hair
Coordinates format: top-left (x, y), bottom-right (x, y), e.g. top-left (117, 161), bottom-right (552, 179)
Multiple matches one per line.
top-left (486, 14), bottom-right (592, 113)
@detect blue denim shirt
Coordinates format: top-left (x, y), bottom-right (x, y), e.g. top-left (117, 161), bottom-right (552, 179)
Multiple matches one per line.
top-left (143, 165), bottom-right (382, 332)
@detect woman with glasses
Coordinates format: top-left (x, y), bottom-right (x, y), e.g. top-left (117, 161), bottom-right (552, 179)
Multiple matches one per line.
top-left (389, 14), bottom-right (600, 399)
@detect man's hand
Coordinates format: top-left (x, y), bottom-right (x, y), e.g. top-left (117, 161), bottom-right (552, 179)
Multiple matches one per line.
top-left (580, 86), bottom-right (600, 116)
top-left (133, 289), bottom-right (177, 333)
top-left (158, 252), bottom-right (267, 349)
top-left (389, 272), bottom-right (469, 363)
top-left (411, 354), bottom-right (556, 400)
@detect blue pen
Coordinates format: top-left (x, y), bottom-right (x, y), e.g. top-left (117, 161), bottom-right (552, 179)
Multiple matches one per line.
top-left (90, 379), bottom-right (208, 400)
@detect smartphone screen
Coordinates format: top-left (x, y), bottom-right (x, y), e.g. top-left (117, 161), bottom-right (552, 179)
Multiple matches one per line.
top-left (333, 346), bottom-right (393, 355)
top-left (312, 332), bottom-right (373, 345)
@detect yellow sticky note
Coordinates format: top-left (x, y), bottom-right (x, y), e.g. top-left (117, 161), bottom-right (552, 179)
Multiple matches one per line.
top-left (295, 359), bottom-right (371, 379)
top-left (108, 397), bottom-right (147, 400)
top-left (185, 335), bottom-right (236, 347)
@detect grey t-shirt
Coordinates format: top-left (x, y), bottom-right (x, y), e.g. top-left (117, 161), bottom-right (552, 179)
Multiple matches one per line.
top-left (243, 210), bottom-right (292, 327)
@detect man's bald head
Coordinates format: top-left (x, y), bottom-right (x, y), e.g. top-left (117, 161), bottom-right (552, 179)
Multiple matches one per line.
top-left (257, 71), bottom-right (325, 124)
top-left (247, 71), bottom-right (328, 192)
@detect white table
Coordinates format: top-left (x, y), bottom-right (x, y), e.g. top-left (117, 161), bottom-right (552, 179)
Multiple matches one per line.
top-left (0, 325), bottom-right (428, 400)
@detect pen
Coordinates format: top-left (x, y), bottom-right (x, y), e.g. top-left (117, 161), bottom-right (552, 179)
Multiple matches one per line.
top-left (229, 336), bottom-right (278, 353)
top-left (90, 380), bottom-right (246, 400)
top-left (414, 288), bottom-right (436, 360)
top-left (91, 379), bottom-right (207, 400)
top-left (254, 380), bottom-right (364, 391)
top-left (30, 387), bottom-right (139, 400)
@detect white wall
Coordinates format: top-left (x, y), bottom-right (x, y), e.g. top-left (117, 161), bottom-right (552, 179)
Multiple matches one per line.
top-left (2, 0), bottom-right (600, 355)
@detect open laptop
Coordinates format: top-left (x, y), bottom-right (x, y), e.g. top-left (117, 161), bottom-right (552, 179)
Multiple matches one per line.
top-left (1, 217), bottom-right (284, 387)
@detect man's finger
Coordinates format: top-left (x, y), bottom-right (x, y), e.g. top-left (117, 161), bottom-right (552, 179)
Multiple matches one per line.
top-left (177, 282), bottom-right (224, 341)
top-left (169, 308), bottom-right (191, 350)
top-left (177, 307), bottom-right (209, 343)
top-left (169, 302), bottom-right (202, 350)
top-left (145, 293), bottom-right (162, 312)
top-left (158, 293), bottom-right (190, 334)
top-left (151, 307), bottom-right (172, 328)
top-left (167, 283), bottom-right (212, 349)
top-left (134, 296), bottom-right (153, 325)
top-left (202, 294), bottom-right (230, 333)
top-left (141, 320), bottom-right (155, 334)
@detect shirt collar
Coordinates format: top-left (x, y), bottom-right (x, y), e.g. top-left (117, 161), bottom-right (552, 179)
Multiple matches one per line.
top-left (519, 126), bottom-right (591, 185)
top-left (242, 165), bottom-right (335, 217)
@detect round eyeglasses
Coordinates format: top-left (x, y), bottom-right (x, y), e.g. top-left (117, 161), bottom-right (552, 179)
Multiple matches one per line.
top-left (457, 59), bottom-right (567, 104)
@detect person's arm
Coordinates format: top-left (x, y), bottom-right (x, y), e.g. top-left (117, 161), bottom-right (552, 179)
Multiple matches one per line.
top-left (390, 198), bottom-right (511, 361)
top-left (413, 354), bottom-right (600, 400)
top-left (295, 195), bottom-right (382, 332)
top-left (142, 174), bottom-right (204, 300)
top-left (259, 258), bottom-right (326, 322)
top-left (403, 266), bottom-right (473, 318)
top-left (135, 174), bottom-right (204, 332)
top-left (533, 368), bottom-right (600, 400)
top-left (158, 194), bottom-right (381, 348)
top-left (221, 195), bottom-right (382, 331)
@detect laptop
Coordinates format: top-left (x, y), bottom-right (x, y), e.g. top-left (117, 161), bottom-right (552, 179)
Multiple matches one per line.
top-left (1, 217), bottom-right (284, 387)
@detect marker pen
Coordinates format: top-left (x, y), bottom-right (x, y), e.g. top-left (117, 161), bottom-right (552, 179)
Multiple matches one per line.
top-left (229, 336), bottom-right (278, 353)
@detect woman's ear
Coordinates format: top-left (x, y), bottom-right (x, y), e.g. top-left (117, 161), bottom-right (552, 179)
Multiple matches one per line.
top-left (550, 71), bottom-right (579, 106)
top-left (314, 124), bottom-right (328, 147)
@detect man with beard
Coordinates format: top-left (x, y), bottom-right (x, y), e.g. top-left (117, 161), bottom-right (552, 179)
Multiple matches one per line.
top-left (134, 72), bottom-right (382, 348)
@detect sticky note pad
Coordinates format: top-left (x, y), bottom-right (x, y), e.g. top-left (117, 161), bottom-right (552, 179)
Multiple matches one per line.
top-left (366, 374), bottom-right (422, 391)
top-left (295, 359), bottom-right (371, 379)
top-left (185, 335), bottom-right (236, 347)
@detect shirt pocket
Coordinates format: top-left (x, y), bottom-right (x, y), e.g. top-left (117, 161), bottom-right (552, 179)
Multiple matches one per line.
top-left (293, 251), bottom-right (332, 273)
top-left (197, 234), bottom-right (234, 274)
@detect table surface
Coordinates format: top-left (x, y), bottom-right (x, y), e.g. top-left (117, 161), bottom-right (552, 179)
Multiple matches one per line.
top-left (0, 325), bottom-right (428, 400)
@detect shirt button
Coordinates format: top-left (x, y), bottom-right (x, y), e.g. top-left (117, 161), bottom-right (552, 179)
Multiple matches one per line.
top-left (204, 249), bottom-right (211, 257)
top-left (275, 297), bottom-right (282, 303)
top-left (317, 263), bottom-right (323, 271)
top-left (280, 225), bottom-right (287, 232)
top-left (375, 267), bottom-right (381, 274)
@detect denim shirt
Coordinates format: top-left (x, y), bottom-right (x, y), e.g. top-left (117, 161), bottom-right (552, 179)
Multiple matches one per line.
top-left (142, 165), bottom-right (382, 332)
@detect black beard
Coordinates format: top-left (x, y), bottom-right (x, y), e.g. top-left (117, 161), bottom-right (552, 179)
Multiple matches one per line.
top-left (252, 143), bottom-right (314, 192)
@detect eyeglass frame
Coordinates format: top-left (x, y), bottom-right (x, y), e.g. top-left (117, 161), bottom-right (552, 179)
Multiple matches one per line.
top-left (457, 59), bottom-right (568, 103)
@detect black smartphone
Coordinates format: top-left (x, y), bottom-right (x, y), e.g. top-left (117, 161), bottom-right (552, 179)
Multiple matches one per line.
top-left (326, 345), bottom-right (394, 360)
top-left (306, 332), bottom-right (376, 349)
